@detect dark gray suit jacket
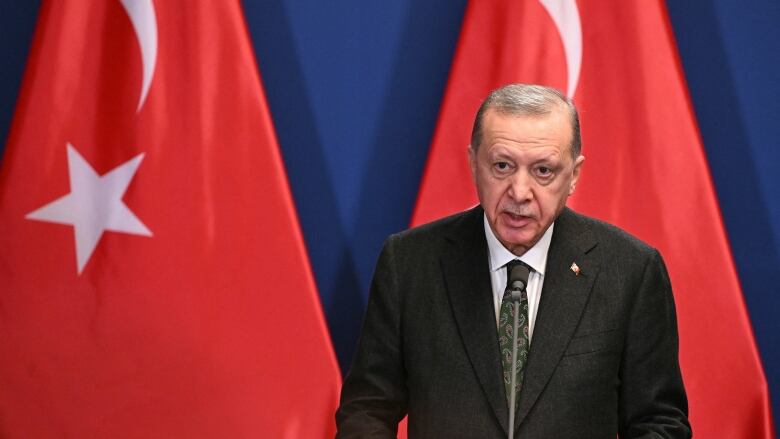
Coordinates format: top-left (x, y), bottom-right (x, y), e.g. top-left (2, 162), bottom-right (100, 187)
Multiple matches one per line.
top-left (336, 206), bottom-right (690, 438)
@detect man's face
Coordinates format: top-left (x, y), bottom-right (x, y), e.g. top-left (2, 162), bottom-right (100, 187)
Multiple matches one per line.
top-left (470, 107), bottom-right (584, 255)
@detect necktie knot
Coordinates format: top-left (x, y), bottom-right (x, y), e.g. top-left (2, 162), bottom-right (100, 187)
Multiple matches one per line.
top-left (506, 259), bottom-right (524, 269)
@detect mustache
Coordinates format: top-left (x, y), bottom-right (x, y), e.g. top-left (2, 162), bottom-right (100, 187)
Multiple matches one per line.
top-left (500, 203), bottom-right (535, 218)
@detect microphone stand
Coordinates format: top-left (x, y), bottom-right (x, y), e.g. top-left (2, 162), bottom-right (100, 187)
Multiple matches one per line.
top-left (507, 286), bottom-right (525, 439)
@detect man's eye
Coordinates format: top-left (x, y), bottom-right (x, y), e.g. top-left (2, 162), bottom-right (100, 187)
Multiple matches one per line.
top-left (495, 162), bottom-right (510, 171)
top-left (536, 166), bottom-right (552, 176)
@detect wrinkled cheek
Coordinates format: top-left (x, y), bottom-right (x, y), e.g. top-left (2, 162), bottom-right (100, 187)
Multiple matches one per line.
top-left (481, 189), bottom-right (505, 214)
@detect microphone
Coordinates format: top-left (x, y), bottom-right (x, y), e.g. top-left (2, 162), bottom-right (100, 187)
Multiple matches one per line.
top-left (508, 263), bottom-right (530, 298)
top-left (507, 262), bottom-right (530, 439)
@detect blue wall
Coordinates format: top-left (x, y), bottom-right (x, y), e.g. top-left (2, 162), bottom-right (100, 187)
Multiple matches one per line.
top-left (1, 0), bottom-right (777, 422)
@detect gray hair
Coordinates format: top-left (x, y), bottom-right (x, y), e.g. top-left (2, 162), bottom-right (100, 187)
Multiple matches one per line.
top-left (470, 83), bottom-right (581, 158)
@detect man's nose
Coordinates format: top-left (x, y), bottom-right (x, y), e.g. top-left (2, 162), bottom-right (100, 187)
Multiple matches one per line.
top-left (507, 169), bottom-right (533, 202)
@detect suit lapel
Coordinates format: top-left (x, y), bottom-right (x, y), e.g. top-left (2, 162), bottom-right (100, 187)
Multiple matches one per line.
top-left (515, 208), bottom-right (600, 428)
top-left (441, 207), bottom-right (510, 433)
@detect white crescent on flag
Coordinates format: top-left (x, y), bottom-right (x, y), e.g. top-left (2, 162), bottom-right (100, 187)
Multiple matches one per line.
top-left (119, 0), bottom-right (158, 112)
top-left (538, 0), bottom-right (582, 97)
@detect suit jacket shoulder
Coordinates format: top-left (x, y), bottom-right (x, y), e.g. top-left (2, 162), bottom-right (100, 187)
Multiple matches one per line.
top-left (557, 207), bottom-right (656, 256)
top-left (387, 205), bottom-right (483, 249)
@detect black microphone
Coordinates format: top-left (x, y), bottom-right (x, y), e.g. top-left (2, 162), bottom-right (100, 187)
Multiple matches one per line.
top-left (508, 263), bottom-right (530, 299)
top-left (506, 262), bottom-right (530, 439)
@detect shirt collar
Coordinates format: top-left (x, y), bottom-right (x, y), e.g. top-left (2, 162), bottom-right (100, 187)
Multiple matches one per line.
top-left (483, 214), bottom-right (554, 275)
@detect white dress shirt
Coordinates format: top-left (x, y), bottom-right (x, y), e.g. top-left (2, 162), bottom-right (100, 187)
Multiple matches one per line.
top-left (483, 214), bottom-right (554, 343)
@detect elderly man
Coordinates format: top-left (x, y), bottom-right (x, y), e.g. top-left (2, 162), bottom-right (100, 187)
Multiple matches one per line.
top-left (336, 84), bottom-right (691, 438)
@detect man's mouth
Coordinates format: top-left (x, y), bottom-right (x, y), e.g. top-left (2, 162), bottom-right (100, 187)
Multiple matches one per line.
top-left (501, 211), bottom-right (532, 227)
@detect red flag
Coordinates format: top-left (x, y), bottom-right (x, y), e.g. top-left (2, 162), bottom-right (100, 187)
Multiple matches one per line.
top-left (0, 1), bottom-right (340, 437)
top-left (413, 0), bottom-right (774, 437)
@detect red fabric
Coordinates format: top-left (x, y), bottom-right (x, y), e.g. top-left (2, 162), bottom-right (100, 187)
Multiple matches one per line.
top-left (412, 0), bottom-right (774, 437)
top-left (0, 1), bottom-right (340, 437)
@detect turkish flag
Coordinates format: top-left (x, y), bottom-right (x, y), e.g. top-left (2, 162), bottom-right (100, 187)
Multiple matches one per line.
top-left (0, 1), bottom-right (340, 437)
top-left (413, 0), bottom-right (774, 437)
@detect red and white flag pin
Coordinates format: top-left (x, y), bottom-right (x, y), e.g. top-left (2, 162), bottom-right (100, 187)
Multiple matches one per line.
top-left (570, 262), bottom-right (581, 276)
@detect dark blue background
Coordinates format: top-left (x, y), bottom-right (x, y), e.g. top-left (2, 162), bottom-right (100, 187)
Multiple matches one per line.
top-left (2, 0), bottom-right (778, 422)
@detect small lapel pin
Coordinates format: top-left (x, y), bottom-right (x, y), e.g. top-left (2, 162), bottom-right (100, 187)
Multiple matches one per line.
top-left (570, 262), bottom-right (581, 276)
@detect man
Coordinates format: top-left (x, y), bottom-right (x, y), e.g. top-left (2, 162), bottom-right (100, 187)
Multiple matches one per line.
top-left (336, 84), bottom-right (691, 438)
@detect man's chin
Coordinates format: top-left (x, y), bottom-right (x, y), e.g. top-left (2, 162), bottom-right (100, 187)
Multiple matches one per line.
top-left (496, 227), bottom-right (537, 253)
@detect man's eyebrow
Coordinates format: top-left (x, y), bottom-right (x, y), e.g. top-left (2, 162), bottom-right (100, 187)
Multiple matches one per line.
top-left (522, 151), bottom-right (562, 162)
top-left (487, 148), bottom-right (514, 158)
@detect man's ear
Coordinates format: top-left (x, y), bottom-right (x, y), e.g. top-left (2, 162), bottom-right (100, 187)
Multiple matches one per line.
top-left (569, 155), bottom-right (585, 195)
top-left (468, 145), bottom-right (477, 184)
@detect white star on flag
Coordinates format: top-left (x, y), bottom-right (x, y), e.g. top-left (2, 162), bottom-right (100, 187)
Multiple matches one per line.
top-left (26, 143), bottom-right (152, 274)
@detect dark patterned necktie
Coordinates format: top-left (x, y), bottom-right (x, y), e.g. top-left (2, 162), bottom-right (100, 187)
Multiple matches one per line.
top-left (498, 260), bottom-right (530, 406)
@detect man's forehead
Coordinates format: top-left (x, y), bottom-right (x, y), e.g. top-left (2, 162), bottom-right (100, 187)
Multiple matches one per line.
top-left (482, 109), bottom-right (573, 151)
top-left (485, 104), bottom-right (567, 124)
